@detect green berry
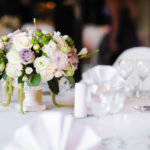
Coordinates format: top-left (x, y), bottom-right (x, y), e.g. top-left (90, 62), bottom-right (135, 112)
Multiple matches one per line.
top-left (0, 62), bottom-right (5, 72)
top-left (1, 36), bottom-right (8, 42)
top-left (65, 70), bottom-right (74, 76)
top-left (61, 46), bottom-right (69, 53)
top-left (33, 44), bottom-right (40, 50)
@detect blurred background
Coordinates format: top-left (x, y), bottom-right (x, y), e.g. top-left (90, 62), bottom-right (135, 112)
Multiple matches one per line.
top-left (0, 0), bottom-right (150, 81)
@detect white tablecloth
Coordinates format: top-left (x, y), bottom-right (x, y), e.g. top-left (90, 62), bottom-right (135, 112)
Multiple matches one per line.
top-left (0, 97), bottom-right (150, 150)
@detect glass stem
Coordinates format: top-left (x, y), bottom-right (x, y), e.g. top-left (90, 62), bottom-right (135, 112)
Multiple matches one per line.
top-left (136, 79), bottom-right (144, 98)
top-left (52, 92), bottom-right (74, 108)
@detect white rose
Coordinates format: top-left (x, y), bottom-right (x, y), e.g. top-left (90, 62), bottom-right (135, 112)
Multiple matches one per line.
top-left (6, 49), bottom-right (21, 64)
top-left (53, 31), bottom-right (67, 48)
top-left (0, 42), bottom-right (5, 49)
top-left (40, 69), bottom-right (54, 83)
top-left (22, 76), bottom-right (28, 82)
top-left (12, 32), bottom-right (32, 51)
top-left (25, 67), bottom-right (33, 74)
top-left (6, 63), bottom-right (23, 78)
top-left (25, 27), bottom-right (34, 37)
top-left (62, 35), bottom-right (68, 40)
top-left (78, 48), bottom-right (88, 55)
top-left (52, 51), bottom-right (68, 70)
top-left (55, 70), bottom-right (63, 78)
top-left (42, 40), bottom-right (57, 58)
top-left (34, 56), bottom-right (50, 73)
top-left (49, 62), bottom-right (57, 71)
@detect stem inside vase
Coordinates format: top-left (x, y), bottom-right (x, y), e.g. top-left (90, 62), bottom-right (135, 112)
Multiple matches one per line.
top-left (2, 77), bottom-right (12, 107)
top-left (52, 92), bottom-right (74, 108)
top-left (20, 83), bottom-right (24, 114)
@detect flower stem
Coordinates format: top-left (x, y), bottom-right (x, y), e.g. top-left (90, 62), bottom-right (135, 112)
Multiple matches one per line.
top-left (2, 77), bottom-right (12, 107)
top-left (4, 77), bottom-right (8, 97)
top-left (52, 92), bottom-right (74, 108)
top-left (20, 83), bottom-right (24, 114)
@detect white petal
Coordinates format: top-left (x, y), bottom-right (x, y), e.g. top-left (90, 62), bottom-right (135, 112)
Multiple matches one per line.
top-left (78, 48), bottom-right (88, 55)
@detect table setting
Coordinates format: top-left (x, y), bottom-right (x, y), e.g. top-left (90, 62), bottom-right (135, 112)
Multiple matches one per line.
top-left (0, 19), bottom-right (150, 150)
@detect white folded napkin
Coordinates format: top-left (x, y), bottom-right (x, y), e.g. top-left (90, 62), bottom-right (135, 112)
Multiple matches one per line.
top-left (81, 65), bottom-right (124, 86)
top-left (5, 112), bottom-right (101, 150)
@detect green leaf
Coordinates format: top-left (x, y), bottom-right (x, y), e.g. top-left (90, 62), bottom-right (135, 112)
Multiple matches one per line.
top-left (28, 74), bottom-right (41, 86)
top-left (0, 75), bottom-right (2, 80)
top-left (47, 78), bottom-right (59, 95)
top-left (45, 34), bottom-right (52, 41)
top-left (42, 52), bottom-right (48, 57)
top-left (79, 49), bottom-right (99, 59)
top-left (66, 76), bottom-right (75, 84)
top-left (66, 37), bottom-right (74, 48)
top-left (2, 70), bottom-right (7, 80)
top-left (0, 49), bottom-right (4, 54)
top-left (18, 75), bottom-right (24, 84)
top-left (51, 39), bottom-right (57, 43)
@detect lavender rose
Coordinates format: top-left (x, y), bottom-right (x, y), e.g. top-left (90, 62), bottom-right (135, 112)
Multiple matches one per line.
top-left (69, 52), bottom-right (79, 70)
top-left (19, 49), bottom-right (35, 65)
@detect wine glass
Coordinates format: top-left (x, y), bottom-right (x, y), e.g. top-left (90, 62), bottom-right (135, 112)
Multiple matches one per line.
top-left (117, 59), bottom-right (134, 81)
top-left (136, 60), bottom-right (150, 98)
top-left (88, 82), bottom-right (126, 117)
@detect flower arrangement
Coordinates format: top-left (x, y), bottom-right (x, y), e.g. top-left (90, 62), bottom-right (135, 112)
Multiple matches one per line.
top-left (0, 19), bottom-right (98, 114)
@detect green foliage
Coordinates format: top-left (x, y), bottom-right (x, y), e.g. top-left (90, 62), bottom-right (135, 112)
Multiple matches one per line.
top-left (79, 49), bottom-right (99, 59)
top-left (51, 39), bottom-right (57, 43)
top-left (2, 71), bottom-right (7, 80)
top-left (42, 52), bottom-right (48, 57)
top-left (0, 49), bottom-right (4, 54)
top-left (18, 75), bottom-right (24, 84)
top-left (41, 35), bottom-right (51, 45)
top-left (32, 38), bottom-right (39, 44)
top-left (27, 73), bottom-right (41, 86)
top-left (0, 62), bottom-right (5, 71)
top-left (36, 32), bottom-right (43, 37)
top-left (47, 78), bottom-right (59, 95)
top-left (66, 37), bottom-right (74, 48)
top-left (65, 70), bottom-right (74, 76)
top-left (33, 18), bottom-right (36, 25)
top-left (45, 34), bottom-right (52, 41)
top-left (66, 76), bottom-right (75, 84)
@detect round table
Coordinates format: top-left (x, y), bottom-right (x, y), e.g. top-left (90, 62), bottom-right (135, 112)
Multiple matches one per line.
top-left (0, 97), bottom-right (150, 150)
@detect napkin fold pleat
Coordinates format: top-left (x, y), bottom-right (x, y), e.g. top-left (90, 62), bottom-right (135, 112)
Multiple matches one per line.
top-left (5, 112), bottom-right (101, 150)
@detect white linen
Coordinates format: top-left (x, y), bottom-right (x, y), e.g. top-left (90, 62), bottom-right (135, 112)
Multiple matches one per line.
top-left (1, 97), bottom-right (150, 149)
top-left (5, 112), bottom-right (101, 150)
